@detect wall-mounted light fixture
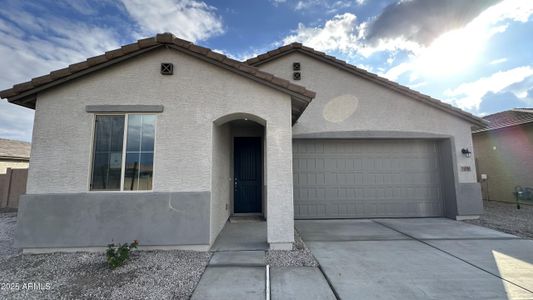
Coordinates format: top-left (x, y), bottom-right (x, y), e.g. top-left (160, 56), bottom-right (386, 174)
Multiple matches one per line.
top-left (461, 148), bottom-right (472, 158)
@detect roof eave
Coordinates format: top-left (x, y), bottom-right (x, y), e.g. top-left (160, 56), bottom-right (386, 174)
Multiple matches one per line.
top-left (3, 44), bottom-right (163, 109)
top-left (1, 34), bottom-right (316, 123)
top-left (473, 119), bottom-right (533, 134)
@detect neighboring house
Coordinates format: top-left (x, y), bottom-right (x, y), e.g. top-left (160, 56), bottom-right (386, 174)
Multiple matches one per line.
top-left (0, 138), bottom-right (31, 174)
top-left (472, 108), bottom-right (533, 203)
top-left (0, 33), bottom-right (485, 252)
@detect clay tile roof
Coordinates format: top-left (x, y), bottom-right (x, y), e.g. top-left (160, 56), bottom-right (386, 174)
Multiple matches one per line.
top-left (473, 108), bottom-right (533, 133)
top-left (0, 33), bottom-right (315, 124)
top-left (245, 42), bottom-right (486, 127)
top-left (0, 138), bottom-right (31, 160)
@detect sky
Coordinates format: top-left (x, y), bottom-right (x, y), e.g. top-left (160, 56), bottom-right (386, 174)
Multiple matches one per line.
top-left (0, 0), bottom-right (532, 142)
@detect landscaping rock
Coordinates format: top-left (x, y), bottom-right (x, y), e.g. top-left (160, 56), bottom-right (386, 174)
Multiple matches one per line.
top-left (265, 229), bottom-right (318, 267)
top-left (464, 200), bottom-right (533, 239)
top-left (0, 212), bottom-right (19, 257)
top-left (0, 245), bottom-right (210, 299)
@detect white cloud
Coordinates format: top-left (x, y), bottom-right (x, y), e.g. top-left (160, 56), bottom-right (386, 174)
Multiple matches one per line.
top-left (283, 13), bottom-right (359, 53)
top-left (282, 0), bottom-right (533, 81)
top-left (382, 62), bottom-right (412, 81)
top-left (295, 1), bottom-right (316, 10)
top-left (213, 43), bottom-right (282, 62)
top-left (444, 66), bottom-right (533, 109)
top-left (272, 0), bottom-right (352, 13)
top-left (120, 0), bottom-right (224, 42)
top-left (0, 0), bottom-right (226, 141)
top-left (0, 102), bottom-right (33, 142)
top-left (407, 81), bottom-right (427, 89)
top-left (489, 58), bottom-right (508, 65)
top-left (61, 0), bottom-right (99, 15)
top-left (0, 7), bottom-right (123, 142)
top-left (0, 14), bottom-right (121, 89)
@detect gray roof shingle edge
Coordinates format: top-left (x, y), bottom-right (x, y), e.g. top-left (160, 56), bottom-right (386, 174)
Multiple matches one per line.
top-left (245, 43), bottom-right (487, 127)
top-left (0, 33), bottom-right (316, 123)
top-left (0, 138), bottom-right (31, 160)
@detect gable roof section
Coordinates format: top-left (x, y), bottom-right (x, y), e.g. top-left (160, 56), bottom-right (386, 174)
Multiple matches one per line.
top-left (0, 138), bottom-right (31, 161)
top-left (473, 108), bottom-right (533, 133)
top-left (0, 33), bottom-right (315, 124)
top-left (245, 43), bottom-right (486, 127)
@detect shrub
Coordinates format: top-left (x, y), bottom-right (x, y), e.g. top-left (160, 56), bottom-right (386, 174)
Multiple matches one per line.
top-left (106, 240), bottom-right (139, 269)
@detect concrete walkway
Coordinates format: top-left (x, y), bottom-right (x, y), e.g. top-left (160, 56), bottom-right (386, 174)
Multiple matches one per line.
top-left (297, 218), bottom-right (533, 300)
top-left (192, 221), bottom-right (335, 300)
top-left (210, 221), bottom-right (268, 251)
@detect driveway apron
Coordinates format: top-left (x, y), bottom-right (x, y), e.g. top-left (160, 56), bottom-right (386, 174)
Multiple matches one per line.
top-left (297, 218), bottom-right (533, 300)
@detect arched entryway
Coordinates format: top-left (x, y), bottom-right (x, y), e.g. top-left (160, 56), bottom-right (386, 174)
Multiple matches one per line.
top-left (210, 113), bottom-right (267, 245)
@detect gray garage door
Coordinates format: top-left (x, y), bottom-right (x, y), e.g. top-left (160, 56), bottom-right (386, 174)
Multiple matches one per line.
top-left (293, 139), bottom-right (443, 218)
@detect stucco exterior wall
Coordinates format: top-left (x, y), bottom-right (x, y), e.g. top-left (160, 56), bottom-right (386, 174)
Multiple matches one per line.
top-left (25, 47), bottom-right (295, 247)
top-left (210, 123), bottom-right (231, 244)
top-left (257, 52), bottom-right (478, 184)
top-left (473, 123), bottom-right (533, 202)
top-left (28, 47), bottom-right (292, 194)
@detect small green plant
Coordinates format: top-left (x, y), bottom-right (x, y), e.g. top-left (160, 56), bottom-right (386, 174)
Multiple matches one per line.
top-left (106, 240), bottom-right (139, 269)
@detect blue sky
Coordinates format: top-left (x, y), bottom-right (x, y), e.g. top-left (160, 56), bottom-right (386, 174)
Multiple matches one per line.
top-left (0, 0), bottom-right (532, 142)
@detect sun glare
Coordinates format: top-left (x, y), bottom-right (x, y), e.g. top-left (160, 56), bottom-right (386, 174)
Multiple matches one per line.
top-left (416, 29), bottom-right (481, 76)
top-left (413, 0), bottom-right (525, 77)
top-left (415, 20), bottom-right (506, 77)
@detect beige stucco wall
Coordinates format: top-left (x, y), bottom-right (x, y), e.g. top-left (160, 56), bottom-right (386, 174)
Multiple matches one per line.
top-left (0, 161), bottom-right (29, 174)
top-left (28, 47), bottom-right (295, 246)
top-left (473, 123), bottom-right (533, 202)
top-left (210, 123), bottom-right (231, 244)
top-left (258, 52), bottom-right (478, 183)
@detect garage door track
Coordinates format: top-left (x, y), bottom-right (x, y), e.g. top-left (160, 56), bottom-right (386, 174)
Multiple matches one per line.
top-left (296, 218), bottom-right (533, 300)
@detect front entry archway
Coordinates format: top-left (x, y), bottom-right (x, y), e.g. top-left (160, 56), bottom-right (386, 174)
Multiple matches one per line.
top-left (212, 111), bottom-right (295, 250)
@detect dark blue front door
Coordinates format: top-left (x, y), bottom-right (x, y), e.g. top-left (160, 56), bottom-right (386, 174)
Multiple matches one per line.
top-left (234, 137), bottom-right (262, 213)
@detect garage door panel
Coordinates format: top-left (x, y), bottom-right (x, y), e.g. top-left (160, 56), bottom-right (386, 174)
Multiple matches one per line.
top-left (293, 139), bottom-right (443, 218)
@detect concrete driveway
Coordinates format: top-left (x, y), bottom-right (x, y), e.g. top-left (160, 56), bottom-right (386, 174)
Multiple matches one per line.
top-left (296, 218), bottom-right (533, 300)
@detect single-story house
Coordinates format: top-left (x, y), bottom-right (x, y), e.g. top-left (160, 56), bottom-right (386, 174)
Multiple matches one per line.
top-left (0, 33), bottom-right (486, 252)
top-left (472, 108), bottom-right (533, 202)
top-left (0, 138), bottom-right (31, 174)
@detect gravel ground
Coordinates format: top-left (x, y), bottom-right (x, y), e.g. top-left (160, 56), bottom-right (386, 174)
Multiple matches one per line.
top-left (265, 228), bottom-right (318, 267)
top-left (464, 200), bottom-right (533, 239)
top-left (0, 212), bottom-right (20, 257)
top-left (0, 212), bottom-right (211, 299)
top-left (0, 250), bottom-right (211, 299)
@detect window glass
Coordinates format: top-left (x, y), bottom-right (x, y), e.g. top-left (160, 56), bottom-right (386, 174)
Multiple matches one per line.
top-left (124, 115), bottom-right (155, 190)
top-left (90, 115), bottom-right (124, 190)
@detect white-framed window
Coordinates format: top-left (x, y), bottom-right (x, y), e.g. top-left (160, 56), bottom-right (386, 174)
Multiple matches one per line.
top-left (90, 114), bottom-right (156, 191)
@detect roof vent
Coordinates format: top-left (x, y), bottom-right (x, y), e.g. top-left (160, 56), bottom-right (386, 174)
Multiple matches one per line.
top-left (293, 62), bottom-right (300, 71)
top-left (293, 72), bottom-right (301, 80)
top-left (160, 63), bottom-right (173, 75)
